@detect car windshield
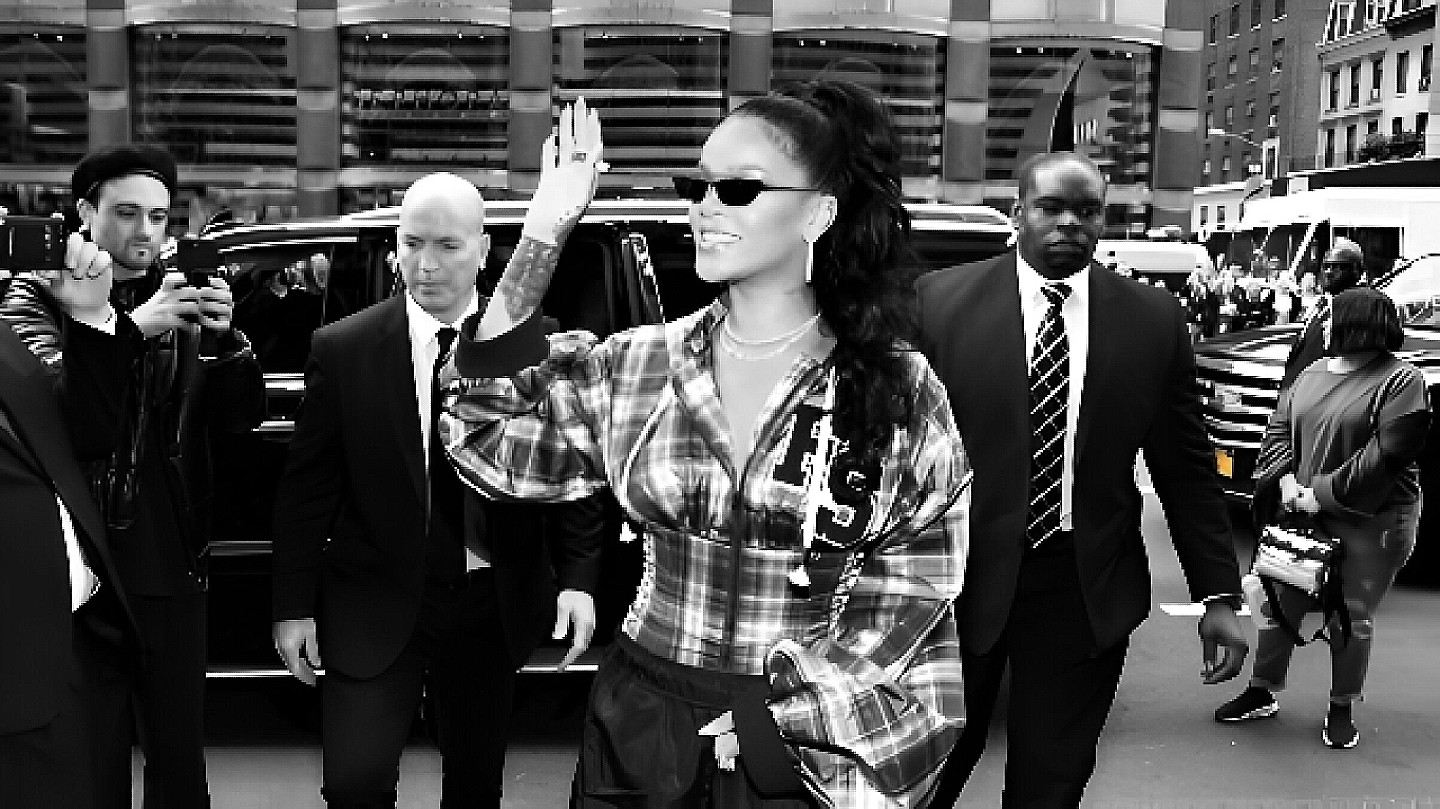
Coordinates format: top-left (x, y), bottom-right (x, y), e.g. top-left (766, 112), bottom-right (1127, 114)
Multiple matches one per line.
top-left (1383, 254), bottom-right (1440, 329)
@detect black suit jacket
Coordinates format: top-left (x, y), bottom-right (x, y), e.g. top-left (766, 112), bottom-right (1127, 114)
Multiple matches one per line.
top-left (0, 315), bottom-right (138, 734)
top-left (916, 252), bottom-right (1241, 654)
top-left (270, 295), bottom-right (604, 679)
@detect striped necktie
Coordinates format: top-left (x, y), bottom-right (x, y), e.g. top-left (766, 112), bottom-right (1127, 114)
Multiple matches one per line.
top-left (1027, 282), bottom-right (1072, 549)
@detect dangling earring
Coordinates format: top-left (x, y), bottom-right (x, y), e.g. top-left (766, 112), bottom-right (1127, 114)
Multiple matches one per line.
top-left (803, 236), bottom-right (815, 285)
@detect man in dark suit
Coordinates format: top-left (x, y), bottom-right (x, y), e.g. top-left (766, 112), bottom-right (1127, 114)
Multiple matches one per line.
top-left (1279, 237), bottom-right (1366, 391)
top-left (270, 172), bottom-right (604, 809)
top-left (0, 229), bottom-right (141, 807)
top-left (917, 152), bottom-right (1249, 808)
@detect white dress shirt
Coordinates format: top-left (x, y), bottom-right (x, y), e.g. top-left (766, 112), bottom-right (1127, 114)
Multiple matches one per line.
top-left (404, 290), bottom-right (486, 568)
top-left (1015, 254), bottom-right (1090, 532)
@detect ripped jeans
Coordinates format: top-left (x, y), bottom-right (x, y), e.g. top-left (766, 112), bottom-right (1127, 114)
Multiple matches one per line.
top-left (1249, 498), bottom-right (1421, 703)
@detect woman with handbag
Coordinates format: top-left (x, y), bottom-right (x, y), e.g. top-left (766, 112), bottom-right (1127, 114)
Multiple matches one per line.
top-left (1214, 287), bottom-right (1430, 749)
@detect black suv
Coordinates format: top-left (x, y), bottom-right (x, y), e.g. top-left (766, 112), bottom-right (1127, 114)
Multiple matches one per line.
top-left (203, 199), bottom-right (1014, 679)
top-left (1193, 255), bottom-right (1440, 585)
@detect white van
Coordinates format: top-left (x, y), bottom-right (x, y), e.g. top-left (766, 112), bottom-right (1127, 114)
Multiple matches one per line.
top-left (1095, 239), bottom-right (1212, 288)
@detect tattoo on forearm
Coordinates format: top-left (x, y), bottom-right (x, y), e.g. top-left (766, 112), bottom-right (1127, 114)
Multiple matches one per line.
top-left (496, 237), bottom-right (561, 322)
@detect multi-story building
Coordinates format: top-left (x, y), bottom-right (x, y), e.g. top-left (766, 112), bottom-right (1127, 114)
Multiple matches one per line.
top-left (1192, 0), bottom-right (1332, 239)
top-left (1315, 0), bottom-right (1439, 170)
top-left (3, 0), bottom-right (1211, 236)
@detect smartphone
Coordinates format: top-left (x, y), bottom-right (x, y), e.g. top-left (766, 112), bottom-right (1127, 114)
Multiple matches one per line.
top-left (175, 236), bottom-right (220, 286)
top-left (0, 215), bottom-right (67, 271)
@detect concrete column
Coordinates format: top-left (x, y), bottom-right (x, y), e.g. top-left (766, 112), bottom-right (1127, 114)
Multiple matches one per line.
top-left (1154, 1), bottom-right (1204, 232)
top-left (728, 0), bottom-right (771, 111)
top-left (86, 0), bottom-right (129, 150)
top-left (941, 0), bottom-right (989, 204)
top-left (509, 0), bottom-right (554, 195)
top-left (296, 0), bottom-right (339, 217)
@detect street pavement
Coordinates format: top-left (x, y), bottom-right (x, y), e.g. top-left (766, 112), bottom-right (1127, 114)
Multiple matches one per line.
top-left (167, 480), bottom-right (1439, 808)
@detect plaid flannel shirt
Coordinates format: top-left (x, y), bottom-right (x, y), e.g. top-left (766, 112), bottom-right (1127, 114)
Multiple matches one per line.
top-left (441, 298), bottom-right (971, 808)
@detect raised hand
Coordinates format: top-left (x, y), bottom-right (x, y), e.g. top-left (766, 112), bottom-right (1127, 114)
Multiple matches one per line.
top-left (521, 96), bottom-right (606, 246)
top-left (479, 98), bottom-right (605, 338)
top-left (45, 232), bottom-right (117, 327)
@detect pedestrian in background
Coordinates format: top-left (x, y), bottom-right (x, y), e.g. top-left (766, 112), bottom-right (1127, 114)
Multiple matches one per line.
top-left (445, 81), bottom-right (972, 808)
top-left (1216, 287), bottom-right (1428, 750)
top-left (917, 151), bottom-right (1247, 808)
top-left (1280, 238), bottom-right (1366, 391)
top-left (0, 146), bottom-right (266, 808)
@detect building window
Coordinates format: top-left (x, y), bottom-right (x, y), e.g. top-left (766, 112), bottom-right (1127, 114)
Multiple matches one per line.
top-left (1245, 98), bottom-right (1256, 119)
top-left (1207, 63), bottom-right (1216, 91)
top-left (1350, 63), bottom-right (1362, 106)
top-left (1217, 205), bottom-right (1227, 224)
top-left (1225, 105), bottom-right (1234, 127)
top-left (0, 26), bottom-right (89, 169)
top-left (984, 44), bottom-right (1156, 226)
top-left (1206, 110), bottom-right (1215, 131)
top-left (1328, 1), bottom-right (1355, 40)
top-left (1203, 158), bottom-right (1212, 176)
top-left (1252, 0), bottom-right (1263, 26)
top-left (777, 33), bottom-right (947, 184)
top-left (1228, 56), bottom-right (1238, 83)
top-left (1328, 69), bottom-right (1340, 110)
top-left (1230, 3), bottom-right (1241, 36)
top-left (1269, 92), bottom-right (1281, 131)
top-left (1397, 51), bottom-right (1409, 94)
top-left (1422, 45), bottom-right (1432, 91)
top-left (340, 26), bottom-right (511, 173)
top-left (132, 26), bottom-right (297, 170)
top-left (1272, 39), bottom-right (1284, 72)
top-left (1394, 116), bottom-right (1404, 136)
top-left (1249, 48), bottom-right (1260, 74)
top-left (1274, 0), bottom-right (1286, 17)
top-left (1372, 58), bottom-right (1383, 101)
top-left (1345, 124), bottom-right (1357, 162)
top-left (1210, 14), bottom-right (1219, 45)
top-left (557, 29), bottom-right (730, 177)
top-left (1200, 205), bottom-right (1209, 225)
top-left (1367, 119), bottom-right (1379, 136)
top-left (1221, 155), bottom-right (1232, 178)
top-left (1241, 150), bottom-right (1253, 173)
top-left (1325, 128), bottom-right (1336, 167)
top-left (1418, 112), bottom-right (1429, 140)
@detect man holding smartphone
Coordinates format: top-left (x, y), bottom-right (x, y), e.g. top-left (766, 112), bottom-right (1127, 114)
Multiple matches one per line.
top-left (0, 145), bottom-right (265, 809)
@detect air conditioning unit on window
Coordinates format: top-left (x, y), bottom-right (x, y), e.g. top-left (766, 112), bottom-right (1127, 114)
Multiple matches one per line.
top-left (1421, 76), bottom-right (1432, 92)
top-left (1370, 88), bottom-right (1383, 101)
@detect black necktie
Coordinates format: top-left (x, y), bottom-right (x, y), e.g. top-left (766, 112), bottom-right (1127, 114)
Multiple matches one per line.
top-left (1027, 283), bottom-right (1071, 549)
top-left (426, 327), bottom-right (464, 578)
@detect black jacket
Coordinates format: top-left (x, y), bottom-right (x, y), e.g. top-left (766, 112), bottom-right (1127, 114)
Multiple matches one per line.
top-left (0, 314), bottom-right (141, 733)
top-left (271, 294), bottom-right (605, 678)
top-left (1, 272), bottom-right (266, 593)
top-left (917, 252), bottom-right (1241, 654)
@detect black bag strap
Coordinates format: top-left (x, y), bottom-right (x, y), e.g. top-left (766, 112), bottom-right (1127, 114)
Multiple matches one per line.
top-left (1258, 535), bottom-right (1351, 649)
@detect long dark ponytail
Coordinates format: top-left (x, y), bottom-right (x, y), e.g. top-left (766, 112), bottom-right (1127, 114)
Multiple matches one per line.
top-left (731, 80), bottom-right (919, 460)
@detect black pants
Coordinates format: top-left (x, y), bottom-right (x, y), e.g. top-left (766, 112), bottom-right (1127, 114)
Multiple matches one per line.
top-left (931, 535), bottom-right (1128, 809)
top-left (572, 635), bottom-right (818, 809)
top-left (87, 589), bottom-right (210, 809)
top-left (0, 614), bottom-right (108, 809)
top-left (321, 569), bottom-right (516, 809)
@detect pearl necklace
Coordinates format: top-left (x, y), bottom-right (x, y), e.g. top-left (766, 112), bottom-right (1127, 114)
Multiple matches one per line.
top-left (719, 312), bottom-right (820, 361)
